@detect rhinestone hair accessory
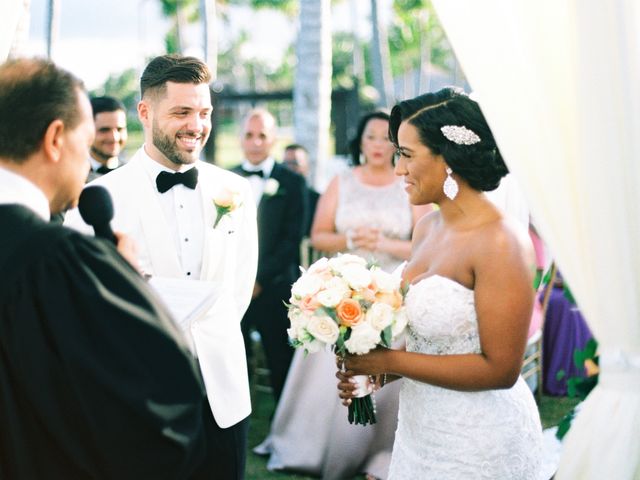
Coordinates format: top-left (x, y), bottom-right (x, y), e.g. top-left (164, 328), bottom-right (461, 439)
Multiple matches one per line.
top-left (440, 125), bottom-right (481, 145)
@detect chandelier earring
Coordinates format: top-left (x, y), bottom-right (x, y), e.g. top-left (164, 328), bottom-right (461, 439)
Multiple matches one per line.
top-left (443, 167), bottom-right (459, 200)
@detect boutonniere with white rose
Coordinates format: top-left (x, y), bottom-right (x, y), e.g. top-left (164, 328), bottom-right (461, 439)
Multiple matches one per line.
top-left (263, 178), bottom-right (281, 196)
top-left (213, 187), bottom-right (241, 228)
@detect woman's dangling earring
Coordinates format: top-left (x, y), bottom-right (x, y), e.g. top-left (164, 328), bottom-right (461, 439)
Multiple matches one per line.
top-left (443, 167), bottom-right (459, 200)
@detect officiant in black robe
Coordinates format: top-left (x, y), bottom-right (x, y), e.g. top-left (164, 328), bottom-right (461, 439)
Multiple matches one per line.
top-left (0, 58), bottom-right (212, 479)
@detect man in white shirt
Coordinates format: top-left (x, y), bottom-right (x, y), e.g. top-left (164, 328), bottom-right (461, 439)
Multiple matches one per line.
top-left (66, 55), bottom-right (258, 480)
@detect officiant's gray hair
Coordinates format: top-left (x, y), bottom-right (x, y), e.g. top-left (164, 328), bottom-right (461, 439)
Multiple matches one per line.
top-left (0, 58), bottom-right (85, 163)
top-left (140, 54), bottom-right (211, 101)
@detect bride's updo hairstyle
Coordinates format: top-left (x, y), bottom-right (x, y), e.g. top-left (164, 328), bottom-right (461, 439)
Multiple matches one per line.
top-left (389, 87), bottom-right (508, 192)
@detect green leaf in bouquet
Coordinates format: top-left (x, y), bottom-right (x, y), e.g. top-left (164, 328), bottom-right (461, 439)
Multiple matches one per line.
top-left (381, 325), bottom-right (393, 348)
top-left (316, 306), bottom-right (339, 324)
top-left (556, 369), bottom-right (566, 381)
top-left (366, 258), bottom-right (380, 269)
top-left (400, 282), bottom-right (410, 298)
top-left (335, 331), bottom-right (347, 357)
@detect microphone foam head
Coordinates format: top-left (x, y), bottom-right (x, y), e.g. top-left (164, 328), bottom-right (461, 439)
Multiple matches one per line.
top-left (78, 185), bottom-right (114, 227)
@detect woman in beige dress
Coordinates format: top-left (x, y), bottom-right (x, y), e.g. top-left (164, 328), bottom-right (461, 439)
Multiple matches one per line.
top-left (254, 111), bottom-right (430, 480)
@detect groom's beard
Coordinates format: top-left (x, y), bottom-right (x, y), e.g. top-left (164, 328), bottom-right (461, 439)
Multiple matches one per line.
top-left (152, 121), bottom-right (205, 166)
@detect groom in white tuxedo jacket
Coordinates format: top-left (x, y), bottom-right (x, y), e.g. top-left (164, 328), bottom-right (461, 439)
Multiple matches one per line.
top-left (65, 55), bottom-right (257, 480)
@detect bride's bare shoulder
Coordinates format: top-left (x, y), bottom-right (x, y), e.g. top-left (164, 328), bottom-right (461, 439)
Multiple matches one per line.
top-left (413, 209), bottom-right (440, 240)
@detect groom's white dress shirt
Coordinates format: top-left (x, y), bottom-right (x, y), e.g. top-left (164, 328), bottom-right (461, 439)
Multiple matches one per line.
top-left (65, 146), bottom-right (258, 428)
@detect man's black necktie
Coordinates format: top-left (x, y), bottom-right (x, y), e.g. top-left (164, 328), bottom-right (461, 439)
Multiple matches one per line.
top-left (156, 168), bottom-right (199, 193)
top-left (240, 168), bottom-right (265, 179)
top-left (95, 165), bottom-right (112, 175)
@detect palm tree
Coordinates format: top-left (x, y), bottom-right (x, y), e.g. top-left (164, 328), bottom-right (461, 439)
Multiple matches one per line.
top-left (200, 0), bottom-right (217, 78)
top-left (293, 0), bottom-right (332, 186)
top-left (369, 0), bottom-right (394, 107)
top-left (46, 0), bottom-right (60, 59)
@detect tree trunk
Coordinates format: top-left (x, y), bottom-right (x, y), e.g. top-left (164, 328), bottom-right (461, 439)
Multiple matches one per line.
top-left (293, 0), bottom-right (332, 187)
top-left (200, 0), bottom-right (217, 79)
top-left (369, 0), bottom-right (394, 108)
top-left (46, 0), bottom-right (60, 60)
top-left (349, 0), bottom-right (364, 83)
top-left (174, 2), bottom-right (186, 54)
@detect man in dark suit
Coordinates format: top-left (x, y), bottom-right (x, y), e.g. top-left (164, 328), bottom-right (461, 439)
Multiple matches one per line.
top-left (233, 109), bottom-right (307, 402)
top-left (87, 96), bottom-right (128, 181)
top-left (283, 143), bottom-right (320, 237)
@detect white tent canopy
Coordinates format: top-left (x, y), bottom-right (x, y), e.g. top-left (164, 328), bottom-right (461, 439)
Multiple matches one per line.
top-left (0, 0), bottom-right (23, 61)
top-left (432, 1), bottom-right (640, 478)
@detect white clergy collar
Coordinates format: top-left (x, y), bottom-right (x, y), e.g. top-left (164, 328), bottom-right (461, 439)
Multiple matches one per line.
top-left (0, 166), bottom-right (51, 220)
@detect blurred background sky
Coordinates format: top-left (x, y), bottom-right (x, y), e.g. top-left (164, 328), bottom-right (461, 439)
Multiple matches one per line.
top-left (25, 0), bottom-right (392, 90)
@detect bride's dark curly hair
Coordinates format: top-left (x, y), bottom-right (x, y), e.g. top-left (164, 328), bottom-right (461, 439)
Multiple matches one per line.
top-left (389, 87), bottom-right (508, 192)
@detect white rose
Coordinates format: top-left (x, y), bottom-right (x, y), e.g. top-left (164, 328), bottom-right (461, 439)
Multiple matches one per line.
top-left (291, 273), bottom-right (323, 298)
top-left (372, 268), bottom-right (401, 293)
top-left (340, 264), bottom-right (373, 290)
top-left (307, 257), bottom-right (330, 274)
top-left (303, 338), bottom-right (324, 354)
top-left (344, 322), bottom-right (381, 355)
top-left (392, 307), bottom-right (408, 338)
top-left (287, 309), bottom-right (310, 339)
top-left (306, 314), bottom-right (340, 345)
top-left (316, 287), bottom-right (346, 308)
top-left (328, 253), bottom-right (367, 273)
top-left (263, 178), bottom-right (280, 196)
top-left (366, 302), bottom-right (394, 331)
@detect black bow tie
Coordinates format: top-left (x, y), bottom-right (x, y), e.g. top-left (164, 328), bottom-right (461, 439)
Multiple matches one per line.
top-left (156, 168), bottom-right (199, 193)
top-left (95, 165), bottom-right (115, 175)
top-left (240, 167), bottom-right (265, 179)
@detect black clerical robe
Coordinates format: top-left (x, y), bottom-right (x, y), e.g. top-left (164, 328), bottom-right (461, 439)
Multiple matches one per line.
top-left (0, 205), bottom-right (208, 479)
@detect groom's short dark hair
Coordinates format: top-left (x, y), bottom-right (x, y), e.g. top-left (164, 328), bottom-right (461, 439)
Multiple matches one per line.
top-left (140, 55), bottom-right (211, 101)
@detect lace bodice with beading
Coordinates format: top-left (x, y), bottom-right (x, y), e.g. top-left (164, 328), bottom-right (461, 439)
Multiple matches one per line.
top-left (334, 169), bottom-right (412, 272)
top-left (388, 275), bottom-right (543, 480)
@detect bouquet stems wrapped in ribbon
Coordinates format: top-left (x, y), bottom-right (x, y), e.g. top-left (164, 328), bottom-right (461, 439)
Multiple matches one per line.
top-left (287, 254), bottom-right (408, 426)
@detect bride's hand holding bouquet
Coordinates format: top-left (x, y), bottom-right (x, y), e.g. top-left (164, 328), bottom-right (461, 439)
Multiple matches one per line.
top-left (287, 254), bottom-right (408, 426)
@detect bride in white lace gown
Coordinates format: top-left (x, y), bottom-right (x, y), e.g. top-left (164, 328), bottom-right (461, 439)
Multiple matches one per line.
top-left (338, 88), bottom-right (543, 479)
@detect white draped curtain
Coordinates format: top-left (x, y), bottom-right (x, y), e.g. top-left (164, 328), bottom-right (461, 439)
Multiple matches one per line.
top-left (431, 1), bottom-right (640, 478)
top-left (1, 0), bottom-right (23, 61)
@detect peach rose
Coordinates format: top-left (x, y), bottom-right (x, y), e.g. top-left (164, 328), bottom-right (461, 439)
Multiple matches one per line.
top-left (354, 284), bottom-right (377, 303)
top-left (213, 188), bottom-right (237, 209)
top-left (299, 294), bottom-right (321, 313)
top-left (375, 290), bottom-right (403, 309)
top-left (336, 298), bottom-right (364, 327)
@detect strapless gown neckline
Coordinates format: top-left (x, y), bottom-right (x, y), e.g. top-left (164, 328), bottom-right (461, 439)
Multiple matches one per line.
top-left (388, 272), bottom-right (543, 479)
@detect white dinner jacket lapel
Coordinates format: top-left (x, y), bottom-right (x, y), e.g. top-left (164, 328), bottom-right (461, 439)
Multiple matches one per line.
top-left (197, 164), bottom-right (224, 281)
top-left (126, 152), bottom-right (182, 277)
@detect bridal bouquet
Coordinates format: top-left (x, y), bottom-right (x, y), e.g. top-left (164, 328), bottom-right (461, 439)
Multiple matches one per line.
top-left (287, 254), bottom-right (408, 426)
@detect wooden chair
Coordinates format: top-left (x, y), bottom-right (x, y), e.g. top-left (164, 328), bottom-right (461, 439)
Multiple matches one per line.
top-left (522, 262), bottom-right (557, 401)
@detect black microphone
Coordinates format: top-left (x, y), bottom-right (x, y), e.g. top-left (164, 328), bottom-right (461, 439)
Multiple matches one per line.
top-left (78, 185), bottom-right (117, 244)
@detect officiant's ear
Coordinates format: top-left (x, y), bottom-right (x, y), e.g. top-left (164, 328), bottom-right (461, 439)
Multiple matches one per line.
top-left (42, 119), bottom-right (66, 163)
